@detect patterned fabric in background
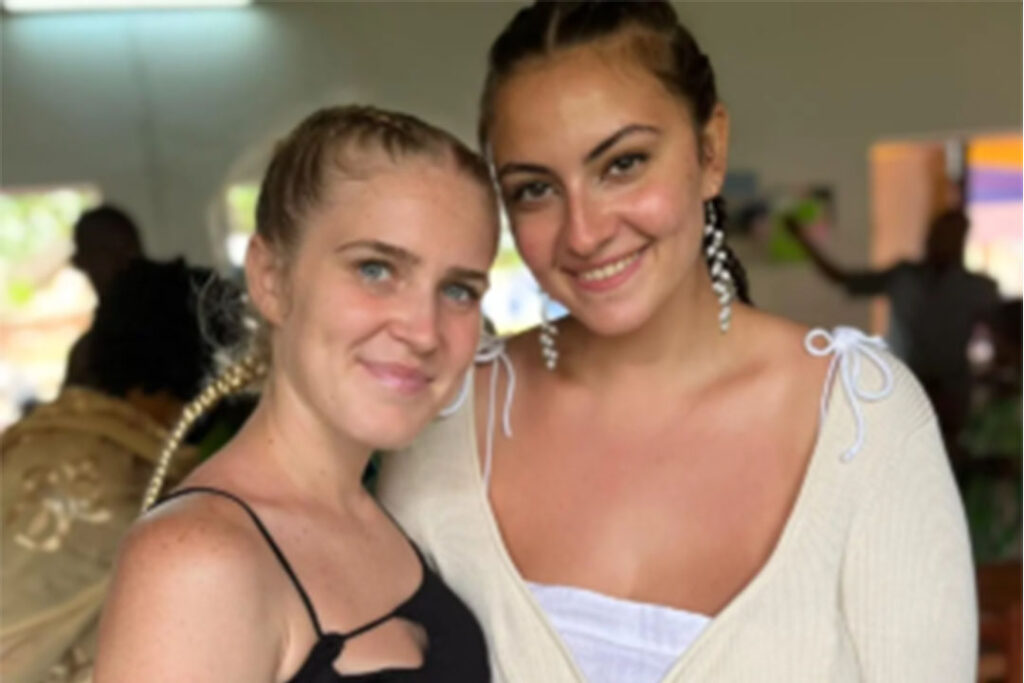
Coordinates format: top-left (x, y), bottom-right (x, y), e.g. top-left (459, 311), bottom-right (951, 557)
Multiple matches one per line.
top-left (0, 387), bottom-right (198, 683)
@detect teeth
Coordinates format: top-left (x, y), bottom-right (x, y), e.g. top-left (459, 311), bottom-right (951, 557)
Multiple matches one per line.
top-left (578, 251), bottom-right (641, 282)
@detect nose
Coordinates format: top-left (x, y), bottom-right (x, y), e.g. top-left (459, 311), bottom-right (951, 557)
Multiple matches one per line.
top-left (562, 189), bottom-right (615, 258)
top-left (391, 291), bottom-right (440, 356)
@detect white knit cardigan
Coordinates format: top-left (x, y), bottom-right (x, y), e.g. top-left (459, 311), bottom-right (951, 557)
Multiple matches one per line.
top-left (377, 332), bottom-right (977, 682)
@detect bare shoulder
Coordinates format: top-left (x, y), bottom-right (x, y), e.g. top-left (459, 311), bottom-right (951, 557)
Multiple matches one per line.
top-left (736, 308), bottom-right (830, 388)
top-left (94, 493), bottom-right (283, 682)
top-left (115, 492), bottom-right (274, 587)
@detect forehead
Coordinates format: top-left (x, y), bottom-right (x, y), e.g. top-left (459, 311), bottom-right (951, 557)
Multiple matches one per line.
top-left (304, 159), bottom-right (496, 263)
top-left (489, 44), bottom-right (693, 163)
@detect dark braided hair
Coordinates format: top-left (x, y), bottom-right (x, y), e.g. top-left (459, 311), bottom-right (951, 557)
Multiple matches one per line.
top-left (707, 196), bottom-right (751, 304)
top-left (479, 0), bottom-right (751, 304)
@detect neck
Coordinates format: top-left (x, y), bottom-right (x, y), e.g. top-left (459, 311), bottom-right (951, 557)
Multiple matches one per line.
top-left (234, 372), bottom-right (373, 508)
top-left (557, 267), bottom-right (742, 393)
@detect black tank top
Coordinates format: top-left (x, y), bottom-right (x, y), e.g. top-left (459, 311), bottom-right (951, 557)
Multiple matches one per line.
top-left (156, 487), bottom-right (490, 682)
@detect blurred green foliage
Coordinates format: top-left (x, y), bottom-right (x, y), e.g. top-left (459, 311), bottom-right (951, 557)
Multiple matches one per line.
top-left (0, 187), bottom-right (99, 308)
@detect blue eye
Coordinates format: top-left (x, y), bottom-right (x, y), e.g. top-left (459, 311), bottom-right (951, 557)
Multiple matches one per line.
top-left (442, 282), bottom-right (480, 305)
top-left (357, 260), bottom-right (392, 282)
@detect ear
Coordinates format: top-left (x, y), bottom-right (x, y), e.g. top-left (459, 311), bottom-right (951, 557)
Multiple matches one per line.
top-left (699, 103), bottom-right (730, 200)
top-left (244, 234), bottom-right (288, 326)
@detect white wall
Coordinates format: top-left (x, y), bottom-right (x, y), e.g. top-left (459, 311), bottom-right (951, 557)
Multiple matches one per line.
top-left (2, 1), bottom-right (1020, 327)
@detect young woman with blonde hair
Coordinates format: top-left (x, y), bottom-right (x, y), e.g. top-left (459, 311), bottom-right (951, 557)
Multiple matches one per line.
top-left (94, 106), bottom-right (498, 682)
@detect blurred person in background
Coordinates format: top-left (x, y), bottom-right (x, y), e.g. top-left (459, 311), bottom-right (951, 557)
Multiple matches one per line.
top-left (69, 205), bottom-right (144, 301)
top-left (64, 205), bottom-right (146, 389)
top-left (787, 208), bottom-right (1001, 458)
top-left (960, 299), bottom-right (1022, 562)
top-left (0, 258), bottom-right (221, 683)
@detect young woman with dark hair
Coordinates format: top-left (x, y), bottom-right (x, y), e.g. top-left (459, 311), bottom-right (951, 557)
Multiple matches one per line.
top-left (378, 3), bottom-right (976, 681)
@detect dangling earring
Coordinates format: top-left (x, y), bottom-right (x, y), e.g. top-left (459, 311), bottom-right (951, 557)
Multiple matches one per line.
top-left (704, 200), bottom-right (734, 333)
top-left (539, 292), bottom-right (559, 371)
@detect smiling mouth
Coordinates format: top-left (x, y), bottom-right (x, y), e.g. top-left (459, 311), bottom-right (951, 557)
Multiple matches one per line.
top-left (359, 360), bottom-right (432, 396)
top-left (571, 246), bottom-right (647, 291)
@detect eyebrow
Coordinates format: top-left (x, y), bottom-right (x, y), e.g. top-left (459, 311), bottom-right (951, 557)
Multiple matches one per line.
top-left (336, 239), bottom-right (419, 265)
top-left (496, 123), bottom-right (661, 180)
top-left (448, 267), bottom-right (490, 287)
top-left (495, 162), bottom-right (549, 181)
top-left (336, 240), bottom-right (489, 284)
top-left (583, 124), bottom-right (660, 164)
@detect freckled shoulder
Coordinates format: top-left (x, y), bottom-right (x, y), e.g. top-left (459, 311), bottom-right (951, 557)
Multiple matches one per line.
top-left (95, 494), bottom-right (285, 682)
top-left (124, 493), bottom-right (278, 579)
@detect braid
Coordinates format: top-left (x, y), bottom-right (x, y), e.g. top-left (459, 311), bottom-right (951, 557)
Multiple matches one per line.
top-left (721, 243), bottom-right (751, 305)
top-left (706, 195), bottom-right (752, 305)
top-left (139, 352), bottom-right (268, 513)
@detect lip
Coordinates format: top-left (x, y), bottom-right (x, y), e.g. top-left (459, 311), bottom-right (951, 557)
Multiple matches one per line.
top-left (359, 360), bottom-right (433, 396)
top-left (566, 245), bottom-right (648, 293)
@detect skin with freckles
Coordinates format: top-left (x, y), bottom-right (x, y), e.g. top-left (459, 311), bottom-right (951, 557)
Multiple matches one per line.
top-left (254, 161), bottom-right (494, 456)
top-left (94, 152), bottom-right (497, 682)
top-left (477, 42), bottom-right (832, 617)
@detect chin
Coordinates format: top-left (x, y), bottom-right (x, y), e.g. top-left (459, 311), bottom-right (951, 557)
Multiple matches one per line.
top-left (354, 425), bottom-right (423, 452)
top-left (569, 300), bottom-right (657, 338)
top-left (347, 406), bottom-right (436, 451)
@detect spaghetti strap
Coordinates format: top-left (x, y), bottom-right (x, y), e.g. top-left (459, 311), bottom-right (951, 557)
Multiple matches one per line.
top-left (154, 486), bottom-right (325, 637)
top-left (340, 607), bottom-right (404, 642)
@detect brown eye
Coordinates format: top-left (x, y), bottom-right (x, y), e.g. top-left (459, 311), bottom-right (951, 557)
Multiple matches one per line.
top-left (509, 180), bottom-right (553, 204)
top-left (605, 152), bottom-right (648, 177)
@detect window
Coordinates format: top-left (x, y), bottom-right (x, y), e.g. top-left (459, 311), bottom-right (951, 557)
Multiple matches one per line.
top-left (964, 134), bottom-right (1023, 297)
top-left (0, 185), bottom-right (100, 429)
top-left (223, 181), bottom-right (258, 268)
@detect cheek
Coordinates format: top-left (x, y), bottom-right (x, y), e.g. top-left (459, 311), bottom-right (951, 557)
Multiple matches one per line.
top-left (323, 289), bottom-right (383, 342)
top-left (511, 211), bottom-right (559, 271)
top-left (289, 271), bottom-right (373, 345)
top-left (626, 180), bottom-right (700, 239)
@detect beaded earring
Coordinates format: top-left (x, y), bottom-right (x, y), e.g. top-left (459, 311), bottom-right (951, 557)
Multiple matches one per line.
top-left (538, 292), bottom-right (559, 371)
top-left (704, 200), bottom-right (734, 333)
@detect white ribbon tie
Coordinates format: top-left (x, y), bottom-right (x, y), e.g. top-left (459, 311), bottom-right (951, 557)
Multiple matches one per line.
top-left (804, 326), bottom-right (895, 462)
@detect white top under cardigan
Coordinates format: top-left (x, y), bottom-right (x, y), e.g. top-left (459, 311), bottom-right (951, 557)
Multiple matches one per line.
top-left (526, 581), bottom-right (710, 683)
top-left (377, 328), bottom-right (977, 682)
